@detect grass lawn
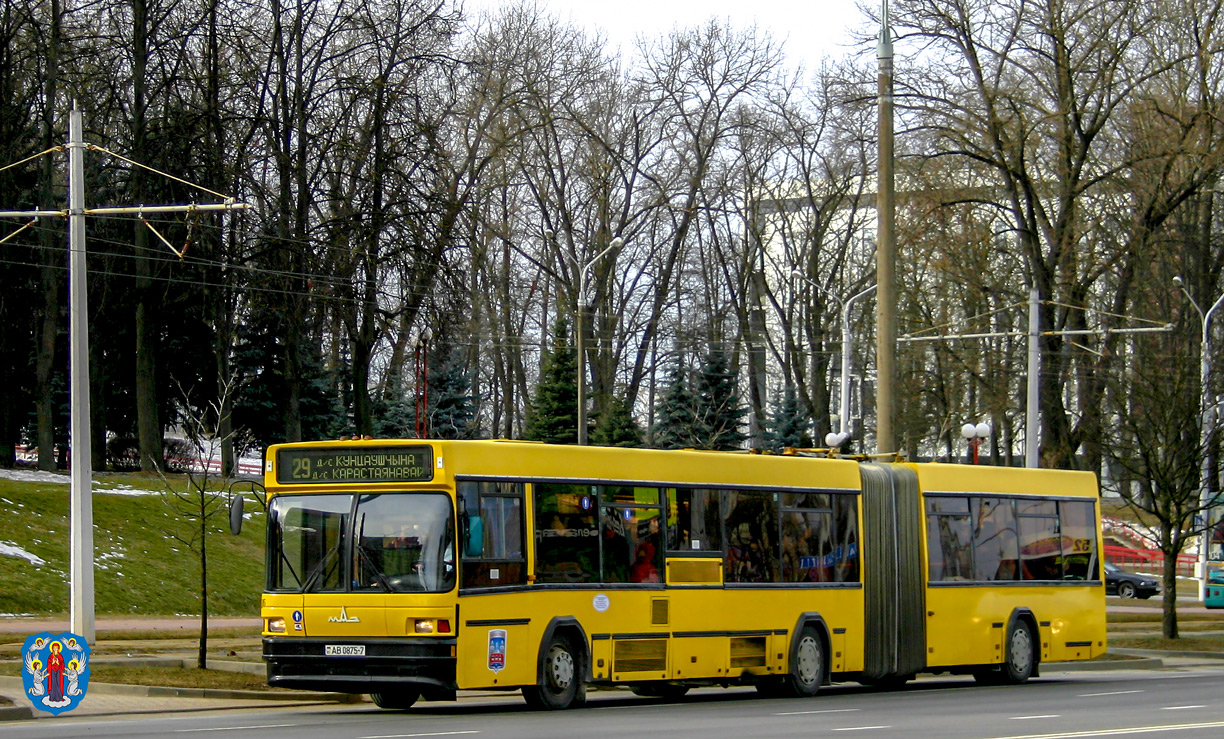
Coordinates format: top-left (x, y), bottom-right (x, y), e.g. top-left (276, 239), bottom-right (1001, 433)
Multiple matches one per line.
top-left (0, 471), bottom-right (265, 617)
top-left (1109, 633), bottom-right (1224, 651)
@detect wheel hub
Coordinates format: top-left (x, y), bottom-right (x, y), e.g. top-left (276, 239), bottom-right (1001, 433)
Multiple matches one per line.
top-left (1009, 628), bottom-right (1032, 675)
top-left (796, 636), bottom-right (821, 686)
top-left (548, 646), bottom-right (575, 690)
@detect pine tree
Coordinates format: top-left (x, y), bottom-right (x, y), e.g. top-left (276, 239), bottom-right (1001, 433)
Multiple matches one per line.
top-left (765, 385), bottom-right (813, 451)
top-left (651, 356), bottom-right (700, 449)
top-left (523, 318), bottom-right (579, 444)
top-left (427, 344), bottom-right (479, 439)
top-left (693, 345), bottom-right (747, 450)
top-left (591, 392), bottom-right (643, 447)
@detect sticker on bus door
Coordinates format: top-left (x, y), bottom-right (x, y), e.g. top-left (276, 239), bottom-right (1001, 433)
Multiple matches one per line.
top-left (488, 629), bottom-right (507, 673)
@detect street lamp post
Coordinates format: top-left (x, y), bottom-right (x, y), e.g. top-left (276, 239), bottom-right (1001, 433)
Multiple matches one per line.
top-left (793, 271), bottom-right (877, 447)
top-left (961, 421), bottom-right (991, 465)
top-left (1174, 275), bottom-right (1224, 601)
top-left (553, 233), bottom-right (622, 445)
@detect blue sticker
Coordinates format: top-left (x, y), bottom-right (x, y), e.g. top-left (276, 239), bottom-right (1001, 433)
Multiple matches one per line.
top-left (488, 629), bottom-right (507, 673)
top-left (292, 610), bottom-right (303, 623)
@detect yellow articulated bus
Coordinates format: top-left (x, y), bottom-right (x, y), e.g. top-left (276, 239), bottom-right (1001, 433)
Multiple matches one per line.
top-left (245, 439), bottom-right (1105, 710)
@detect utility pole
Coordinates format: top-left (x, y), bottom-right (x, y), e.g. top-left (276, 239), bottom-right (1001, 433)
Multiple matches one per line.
top-left (748, 270), bottom-right (769, 447)
top-left (876, 0), bottom-right (897, 454)
top-left (1026, 289), bottom-right (1040, 467)
top-left (67, 108), bottom-right (93, 642)
top-left (0, 107), bottom-right (250, 643)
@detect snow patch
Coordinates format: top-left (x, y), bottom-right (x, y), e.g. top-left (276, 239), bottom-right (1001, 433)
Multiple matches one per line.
top-left (0, 468), bottom-right (68, 484)
top-left (0, 541), bottom-right (46, 566)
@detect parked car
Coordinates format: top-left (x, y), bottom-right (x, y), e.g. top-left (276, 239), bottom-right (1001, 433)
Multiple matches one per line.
top-left (1104, 562), bottom-right (1161, 599)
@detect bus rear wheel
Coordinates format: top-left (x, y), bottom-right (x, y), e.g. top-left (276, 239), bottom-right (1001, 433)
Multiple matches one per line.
top-left (370, 689), bottom-right (420, 710)
top-left (1001, 621), bottom-right (1035, 684)
top-left (766, 626), bottom-right (824, 698)
top-left (523, 635), bottom-right (582, 710)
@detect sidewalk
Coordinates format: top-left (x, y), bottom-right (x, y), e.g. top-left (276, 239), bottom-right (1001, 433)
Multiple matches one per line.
top-left (0, 675), bottom-right (363, 722)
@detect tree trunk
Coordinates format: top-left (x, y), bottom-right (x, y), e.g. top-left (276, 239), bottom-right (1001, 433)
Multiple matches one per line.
top-left (1161, 541), bottom-right (1180, 640)
top-left (198, 497), bottom-right (208, 669)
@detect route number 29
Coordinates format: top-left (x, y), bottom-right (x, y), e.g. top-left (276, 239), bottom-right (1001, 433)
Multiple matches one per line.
top-left (292, 458), bottom-right (312, 479)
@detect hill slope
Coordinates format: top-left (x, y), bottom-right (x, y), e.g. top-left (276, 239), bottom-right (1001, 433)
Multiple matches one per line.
top-left (0, 469), bottom-right (265, 617)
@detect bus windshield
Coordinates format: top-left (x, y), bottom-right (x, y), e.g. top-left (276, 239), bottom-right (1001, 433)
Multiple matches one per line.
top-left (269, 492), bottom-right (455, 593)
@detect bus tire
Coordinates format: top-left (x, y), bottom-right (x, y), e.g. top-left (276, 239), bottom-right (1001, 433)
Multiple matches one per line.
top-left (1000, 621), bottom-right (1036, 684)
top-left (523, 634), bottom-right (581, 710)
top-left (777, 626), bottom-right (824, 697)
top-left (370, 689), bottom-right (420, 709)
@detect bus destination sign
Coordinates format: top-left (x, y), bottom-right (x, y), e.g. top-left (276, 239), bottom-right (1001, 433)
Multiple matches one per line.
top-left (277, 446), bottom-right (433, 484)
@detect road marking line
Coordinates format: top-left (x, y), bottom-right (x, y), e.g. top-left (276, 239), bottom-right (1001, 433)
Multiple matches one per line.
top-left (175, 726), bottom-right (298, 733)
top-left (1010, 716), bottom-right (1061, 721)
top-left (832, 727), bottom-right (891, 732)
top-left (1160, 706), bottom-right (1206, 711)
top-left (1078, 690), bottom-right (1144, 697)
top-left (776, 708), bottom-right (862, 716)
top-left (984, 719), bottom-right (1224, 738)
top-left (361, 732), bottom-right (480, 739)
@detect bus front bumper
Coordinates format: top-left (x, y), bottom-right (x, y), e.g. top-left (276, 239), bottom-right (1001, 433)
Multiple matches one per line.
top-left (263, 637), bottom-right (457, 696)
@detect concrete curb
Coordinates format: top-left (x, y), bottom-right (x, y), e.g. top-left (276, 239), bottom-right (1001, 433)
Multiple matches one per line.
top-left (0, 705), bottom-right (35, 722)
top-left (1043, 657), bottom-right (1164, 672)
top-left (1109, 647), bottom-right (1224, 660)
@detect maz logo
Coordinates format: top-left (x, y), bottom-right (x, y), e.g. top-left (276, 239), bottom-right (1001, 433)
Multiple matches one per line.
top-left (328, 606), bottom-right (360, 623)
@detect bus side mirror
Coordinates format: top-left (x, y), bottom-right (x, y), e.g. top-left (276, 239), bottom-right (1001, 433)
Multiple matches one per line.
top-left (465, 515), bottom-right (484, 558)
top-left (229, 494), bottom-right (244, 535)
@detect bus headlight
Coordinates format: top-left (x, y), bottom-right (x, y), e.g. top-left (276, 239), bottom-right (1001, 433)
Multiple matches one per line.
top-left (414, 619), bottom-right (434, 634)
top-left (268, 617), bottom-right (286, 633)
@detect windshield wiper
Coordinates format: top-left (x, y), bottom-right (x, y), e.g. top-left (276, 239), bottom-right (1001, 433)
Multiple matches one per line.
top-left (356, 544), bottom-right (394, 591)
top-left (301, 544), bottom-right (341, 592)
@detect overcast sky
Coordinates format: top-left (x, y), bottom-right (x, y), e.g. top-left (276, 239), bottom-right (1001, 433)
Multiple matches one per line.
top-left (464, 0), bottom-right (878, 69)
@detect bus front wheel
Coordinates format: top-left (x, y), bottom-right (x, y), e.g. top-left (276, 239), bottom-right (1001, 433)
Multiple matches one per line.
top-left (370, 689), bottom-right (420, 710)
top-left (523, 635), bottom-right (582, 710)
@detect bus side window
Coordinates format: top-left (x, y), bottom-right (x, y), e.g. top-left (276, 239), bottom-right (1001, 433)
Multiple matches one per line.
top-left (1059, 500), bottom-right (1098, 580)
top-left (1017, 499), bottom-right (1062, 581)
top-left (534, 483), bottom-right (597, 584)
top-left (926, 496), bottom-right (972, 582)
top-left (973, 498), bottom-right (1019, 581)
top-left (724, 489), bottom-right (779, 584)
top-left (666, 488), bottom-right (723, 552)
top-left (459, 481), bottom-right (527, 589)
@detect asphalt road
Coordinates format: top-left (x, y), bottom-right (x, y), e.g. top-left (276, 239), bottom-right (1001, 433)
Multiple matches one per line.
top-left (7, 668), bottom-right (1224, 739)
